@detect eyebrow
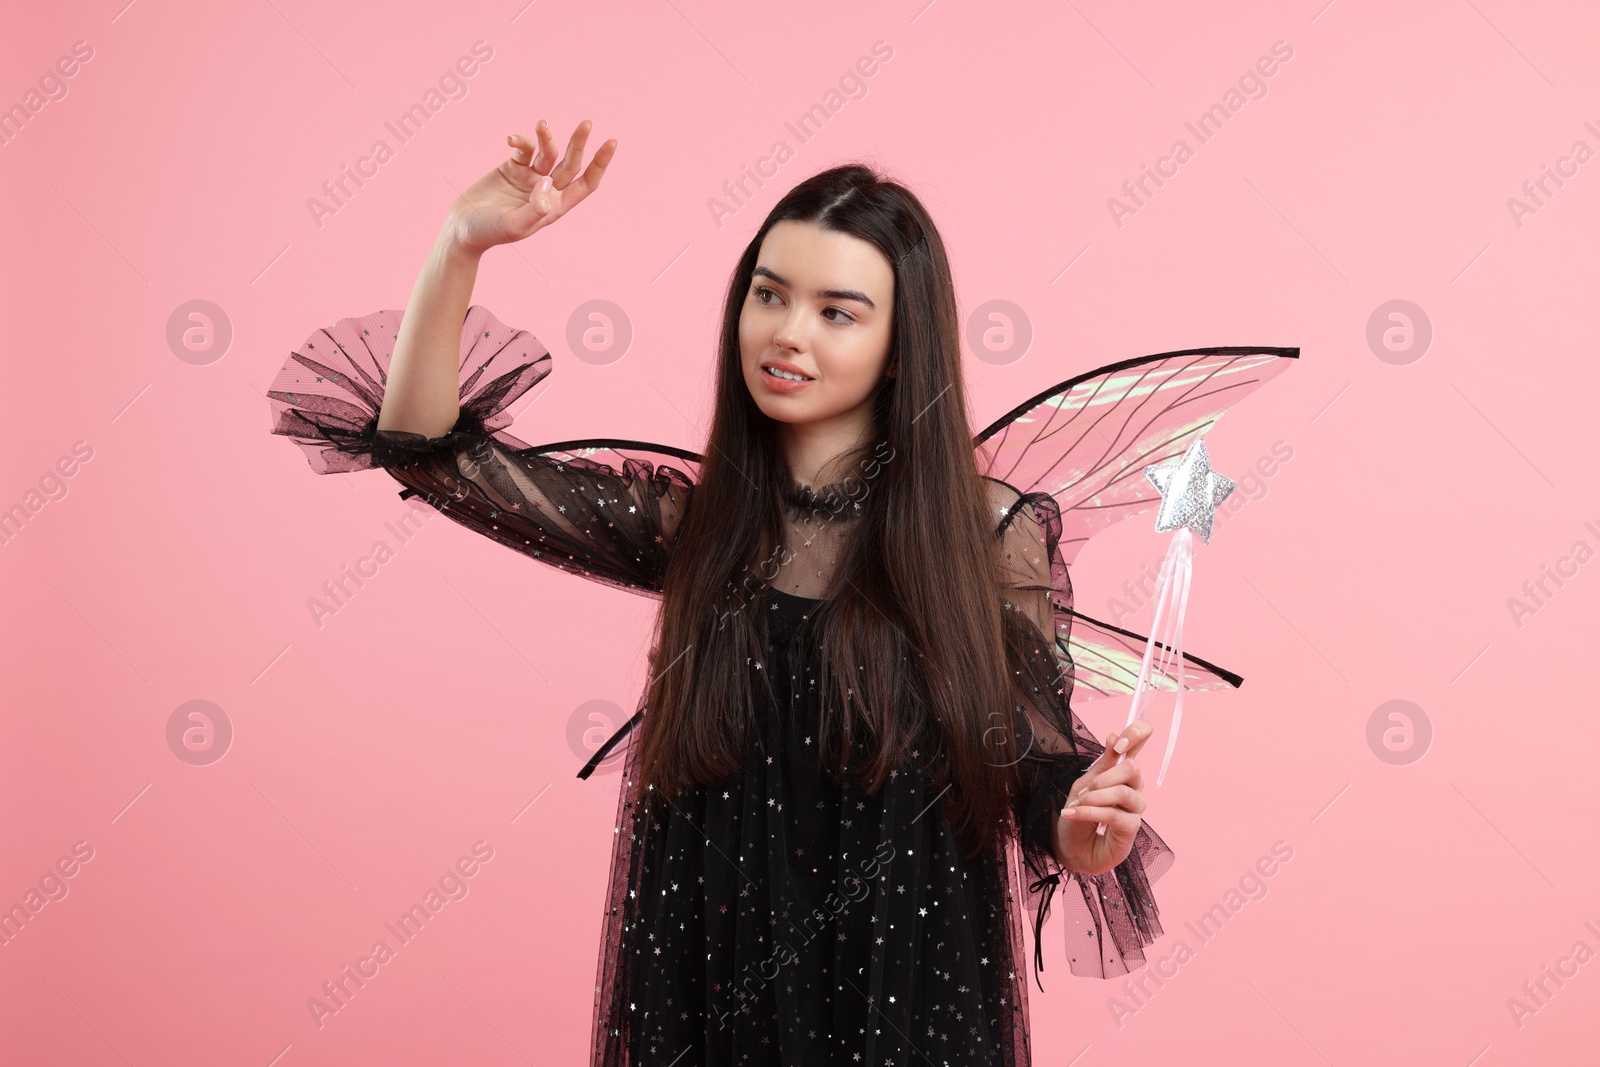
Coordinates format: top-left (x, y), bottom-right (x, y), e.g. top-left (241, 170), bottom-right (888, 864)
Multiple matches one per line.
top-left (751, 266), bottom-right (877, 310)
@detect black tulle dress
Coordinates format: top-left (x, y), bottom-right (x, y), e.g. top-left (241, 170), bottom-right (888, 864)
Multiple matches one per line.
top-left (267, 305), bottom-right (1174, 1067)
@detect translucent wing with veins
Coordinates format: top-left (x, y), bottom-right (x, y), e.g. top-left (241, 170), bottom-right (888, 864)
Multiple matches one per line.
top-left (977, 347), bottom-right (1299, 567)
top-left (976, 346), bottom-right (1298, 699)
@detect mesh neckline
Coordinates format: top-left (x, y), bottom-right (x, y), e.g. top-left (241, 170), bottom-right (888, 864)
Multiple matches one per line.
top-left (782, 477), bottom-right (849, 511)
top-left (780, 467), bottom-right (872, 517)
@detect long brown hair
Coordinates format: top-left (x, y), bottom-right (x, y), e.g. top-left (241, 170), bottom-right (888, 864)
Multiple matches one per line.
top-left (637, 163), bottom-right (1036, 859)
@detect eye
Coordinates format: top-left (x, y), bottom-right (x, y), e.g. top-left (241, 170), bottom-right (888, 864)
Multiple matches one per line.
top-left (751, 285), bottom-right (855, 324)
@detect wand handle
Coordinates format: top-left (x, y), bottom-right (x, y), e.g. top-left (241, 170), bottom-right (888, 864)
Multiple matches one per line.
top-left (1095, 529), bottom-right (1193, 836)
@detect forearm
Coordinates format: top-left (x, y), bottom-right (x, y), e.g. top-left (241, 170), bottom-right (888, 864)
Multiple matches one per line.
top-left (376, 217), bottom-right (485, 438)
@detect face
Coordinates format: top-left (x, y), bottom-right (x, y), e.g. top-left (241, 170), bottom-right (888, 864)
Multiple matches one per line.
top-left (738, 220), bottom-right (896, 431)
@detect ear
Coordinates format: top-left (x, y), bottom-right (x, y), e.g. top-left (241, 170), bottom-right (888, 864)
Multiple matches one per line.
top-left (886, 360), bottom-right (898, 379)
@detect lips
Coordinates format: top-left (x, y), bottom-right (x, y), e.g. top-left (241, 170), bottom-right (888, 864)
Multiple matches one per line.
top-left (760, 359), bottom-right (815, 381)
top-left (757, 359), bottom-right (815, 394)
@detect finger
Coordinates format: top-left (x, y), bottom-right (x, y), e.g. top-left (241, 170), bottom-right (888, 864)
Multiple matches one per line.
top-left (1083, 757), bottom-right (1142, 792)
top-left (1068, 751), bottom-right (1145, 799)
top-left (1068, 780), bottom-right (1145, 812)
top-left (1068, 735), bottom-right (1125, 796)
top-left (1058, 802), bottom-right (1139, 829)
top-left (1064, 784), bottom-right (1145, 815)
top-left (507, 132), bottom-right (536, 165)
top-left (1066, 759), bottom-right (1111, 805)
top-left (533, 118), bottom-right (558, 175)
top-left (552, 118), bottom-right (594, 188)
top-left (1110, 719), bottom-right (1154, 758)
top-left (553, 136), bottom-right (618, 207)
top-left (1079, 734), bottom-right (1119, 779)
top-left (1121, 757), bottom-right (1143, 791)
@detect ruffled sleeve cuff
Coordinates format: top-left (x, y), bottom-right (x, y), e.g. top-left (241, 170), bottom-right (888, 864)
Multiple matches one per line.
top-left (266, 306), bottom-right (549, 475)
top-left (1020, 752), bottom-right (1174, 989)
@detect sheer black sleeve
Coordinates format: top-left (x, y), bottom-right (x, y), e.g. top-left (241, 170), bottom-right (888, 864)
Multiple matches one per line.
top-left (989, 477), bottom-right (1173, 987)
top-left (267, 306), bottom-right (698, 598)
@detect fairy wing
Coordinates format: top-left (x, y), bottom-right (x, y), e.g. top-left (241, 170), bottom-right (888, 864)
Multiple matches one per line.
top-left (1058, 605), bottom-right (1242, 700)
top-left (976, 346), bottom-right (1298, 566)
top-left (977, 345), bottom-right (1298, 697)
top-left (987, 349), bottom-right (1296, 985)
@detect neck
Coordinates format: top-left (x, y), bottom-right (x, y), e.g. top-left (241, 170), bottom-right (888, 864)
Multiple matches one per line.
top-left (776, 408), bottom-right (875, 489)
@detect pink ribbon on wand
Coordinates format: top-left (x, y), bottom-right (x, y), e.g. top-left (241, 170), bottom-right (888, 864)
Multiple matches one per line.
top-left (1094, 527), bottom-right (1193, 836)
top-left (1090, 436), bottom-right (1233, 838)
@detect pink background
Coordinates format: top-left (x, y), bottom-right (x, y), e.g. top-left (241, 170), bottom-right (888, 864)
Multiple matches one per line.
top-left (3, 0), bottom-right (1597, 1063)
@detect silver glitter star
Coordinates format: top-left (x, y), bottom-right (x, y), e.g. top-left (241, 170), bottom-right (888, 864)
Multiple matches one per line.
top-left (1144, 436), bottom-right (1235, 544)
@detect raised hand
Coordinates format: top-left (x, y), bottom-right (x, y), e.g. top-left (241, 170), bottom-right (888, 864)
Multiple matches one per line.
top-left (1053, 718), bottom-right (1154, 876)
top-left (447, 118), bottom-right (618, 254)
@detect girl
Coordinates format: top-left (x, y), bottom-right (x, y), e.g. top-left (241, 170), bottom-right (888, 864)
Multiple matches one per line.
top-left (270, 119), bottom-right (1170, 1066)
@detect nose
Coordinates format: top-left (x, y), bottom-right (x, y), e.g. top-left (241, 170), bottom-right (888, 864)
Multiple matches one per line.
top-left (772, 307), bottom-right (811, 351)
